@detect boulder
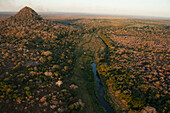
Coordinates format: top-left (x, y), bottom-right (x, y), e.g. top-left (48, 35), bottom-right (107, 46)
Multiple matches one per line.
top-left (140, 106), bottom-right (157, 113)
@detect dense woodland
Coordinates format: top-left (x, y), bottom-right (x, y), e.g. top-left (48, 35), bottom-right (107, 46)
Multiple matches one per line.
top-left (97, 25), bottom-right (169, 112)
top-left (0, 7), bottom-right (170, 113)
top-left (0, 7), bottom-right (85, 113)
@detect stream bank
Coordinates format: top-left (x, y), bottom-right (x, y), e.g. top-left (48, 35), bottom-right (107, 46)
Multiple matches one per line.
top-left (92, 63), bottom-right (115, 113)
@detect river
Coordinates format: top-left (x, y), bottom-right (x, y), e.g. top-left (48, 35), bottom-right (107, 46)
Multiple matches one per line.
top-left (92, 63), bottom-right (115, 113)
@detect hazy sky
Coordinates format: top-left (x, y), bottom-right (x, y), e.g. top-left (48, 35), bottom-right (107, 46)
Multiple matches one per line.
top-left (0, 0), bottom-right (170, 17)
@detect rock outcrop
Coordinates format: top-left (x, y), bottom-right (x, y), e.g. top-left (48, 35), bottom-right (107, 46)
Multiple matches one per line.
top-left (140, 106), bottom-right (157, 113)
top-left (9, 6), bottom-right (42, 21)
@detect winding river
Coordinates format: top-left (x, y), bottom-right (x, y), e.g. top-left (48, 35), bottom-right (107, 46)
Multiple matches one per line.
top-left (92, 63), bottom-right (115, 113)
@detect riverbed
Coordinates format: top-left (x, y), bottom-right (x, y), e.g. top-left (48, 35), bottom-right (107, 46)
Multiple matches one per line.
top-left (92, 63), bottom-right (115, 113)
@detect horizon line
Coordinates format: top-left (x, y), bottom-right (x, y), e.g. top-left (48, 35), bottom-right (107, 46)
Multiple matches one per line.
top-left (0, 11), bottom-right (170, 20)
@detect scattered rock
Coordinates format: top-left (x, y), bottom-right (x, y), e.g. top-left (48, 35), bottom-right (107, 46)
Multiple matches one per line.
top-left (42, 51), bottom-right (52, 56)
top-left (78, 99), bottom-right (84, 108)
top-left (73, 99), bottom-right (84, 109)
top-left (52, 100), bottom-right (58, 105)
top-left (58, 107), bottom-right (64, 113)
top-left (43, 101), bottom-right (48, 106)
top-left (16, 98), bottom-right (21, 104)
top-left (43, 109), bottom-right (47, 112)
top-left (70, 84), bottom-right (78, 89)
top-left (40, 96), bottom-right (46, 102)
top-left (22, 39), bottom-right (28, 42)
top-left (50, 105), bottom-right (56, 109)
top-left (44, 72), bottom-right (53, 76)
top-left (56, 80), bottom-right (63, 87)
top-left (29, 71), bottom-right (36, 75)
top-left (53, 65), bottom-right (60, 69)
top-left (140, 106), bottom-right (157, 113)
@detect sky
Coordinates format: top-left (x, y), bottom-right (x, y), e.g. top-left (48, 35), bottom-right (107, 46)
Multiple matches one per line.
top-left (0, 0), bottom-right (170, 18)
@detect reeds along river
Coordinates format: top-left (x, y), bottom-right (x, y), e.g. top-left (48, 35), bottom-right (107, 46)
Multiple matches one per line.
top-left (92, 63), bottom-right (115, 113)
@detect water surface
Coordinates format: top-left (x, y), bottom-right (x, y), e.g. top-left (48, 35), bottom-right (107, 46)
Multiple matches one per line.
top-left (92, 63), bottom-right (115, 113)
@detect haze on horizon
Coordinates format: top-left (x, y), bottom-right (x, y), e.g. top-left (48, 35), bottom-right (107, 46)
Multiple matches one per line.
top-left (0, 0), bottom-right (170, 18)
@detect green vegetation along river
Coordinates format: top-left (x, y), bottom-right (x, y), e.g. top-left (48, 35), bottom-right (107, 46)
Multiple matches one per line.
top-left (92, 63), bottom-right (115, 113)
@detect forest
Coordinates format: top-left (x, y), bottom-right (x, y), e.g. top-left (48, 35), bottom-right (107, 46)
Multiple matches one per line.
top-left (0, 7), bottom-right (169, 113)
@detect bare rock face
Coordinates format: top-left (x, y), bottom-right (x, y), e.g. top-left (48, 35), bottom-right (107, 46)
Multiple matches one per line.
top-left (56, 80), bottom-right (63, 87)
top-left (140, 106), bottom-right (157, 113)
top-left (10, 6), bottom-right (42, 21)
top-left (70, 84), bottom-right (78, 89)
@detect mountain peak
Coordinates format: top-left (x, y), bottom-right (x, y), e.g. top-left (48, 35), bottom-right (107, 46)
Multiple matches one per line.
top-left (10, 6), bottom-right (42, 21)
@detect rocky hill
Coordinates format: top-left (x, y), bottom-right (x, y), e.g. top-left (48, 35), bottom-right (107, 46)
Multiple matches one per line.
top-left (9, 6), bottom-right (42, 21)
